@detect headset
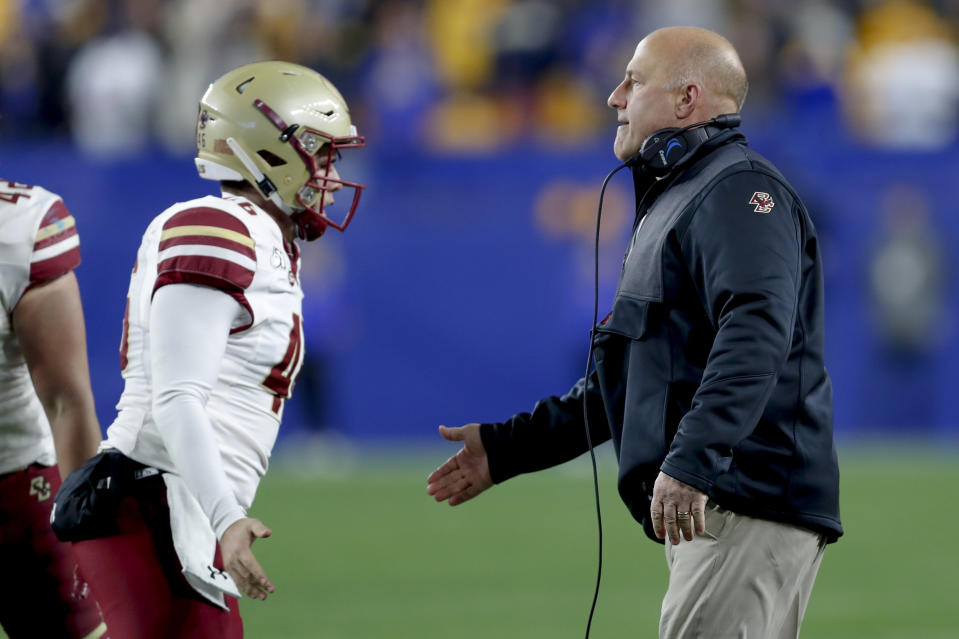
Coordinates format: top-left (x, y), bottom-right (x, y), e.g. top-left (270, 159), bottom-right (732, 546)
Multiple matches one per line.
top-left (627, 112), bottom-right (741, 176)
top-left (580, 112), bottom-right (741, 638)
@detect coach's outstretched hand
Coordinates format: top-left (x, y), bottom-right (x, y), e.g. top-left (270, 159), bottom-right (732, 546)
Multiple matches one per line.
top-left (427, 424), bottom-right (493, 506)
top-left (221, 517), bottom-right (275, 601)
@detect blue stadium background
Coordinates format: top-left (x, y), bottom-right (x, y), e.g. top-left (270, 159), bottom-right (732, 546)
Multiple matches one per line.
top-left (3, 113), bottom-right (957, 444)
top-left (1, 0), bottom-right (957, 446)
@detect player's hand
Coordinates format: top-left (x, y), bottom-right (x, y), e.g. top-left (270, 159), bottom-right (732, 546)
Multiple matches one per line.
top-left (221, 517), bottom-right (275, 600)
top-left (650, 472), bottom-right (707, 545)
top-left (426, 424), bottom-right (492, 506)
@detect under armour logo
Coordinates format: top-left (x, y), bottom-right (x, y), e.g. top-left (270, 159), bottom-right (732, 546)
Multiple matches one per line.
top-left (29, 476), bottom-right (51, 502)
top-left (208, 566), bottom-right (229, 581)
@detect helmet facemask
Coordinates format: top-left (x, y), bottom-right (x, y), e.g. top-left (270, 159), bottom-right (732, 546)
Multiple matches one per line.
top-left (253, 99), bottom-right (365, 241)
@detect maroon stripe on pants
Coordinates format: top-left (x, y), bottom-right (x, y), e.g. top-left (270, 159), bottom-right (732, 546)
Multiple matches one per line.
top-left (0, 464), bottom-right (104, 638)
top-left (73, 474), bottom-right (243, 639)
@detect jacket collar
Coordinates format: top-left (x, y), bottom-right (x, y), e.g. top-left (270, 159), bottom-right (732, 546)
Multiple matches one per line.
top-left (630, 127), bottom-right (747, 204)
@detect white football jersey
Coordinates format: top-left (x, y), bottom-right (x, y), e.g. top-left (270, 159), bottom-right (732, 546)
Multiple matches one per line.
top-left (103, 194), bottom-right (304, 512)
top-left (0, 181), bottom-right (82, 474)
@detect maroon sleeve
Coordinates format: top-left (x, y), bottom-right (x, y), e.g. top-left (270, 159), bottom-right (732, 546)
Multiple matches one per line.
top-left (152, 206), bottom-right (257, 331)
top-left (29, 200), bottom-right (81, 285)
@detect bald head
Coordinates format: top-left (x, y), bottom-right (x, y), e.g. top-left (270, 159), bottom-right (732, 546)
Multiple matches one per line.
top-left (608, 27), bottom-right (748, 161)
top-left (643, 27), bottom-right (748, 113)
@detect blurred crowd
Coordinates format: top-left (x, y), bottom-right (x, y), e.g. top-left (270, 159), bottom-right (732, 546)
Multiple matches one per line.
top-left (2, 0), bottom-right (959, 156)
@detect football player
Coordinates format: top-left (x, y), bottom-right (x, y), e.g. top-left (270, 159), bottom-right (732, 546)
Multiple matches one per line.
top-left (64, 61), bottom-right (366, 638)
top-left (0, 181), bottom-right (106, 638)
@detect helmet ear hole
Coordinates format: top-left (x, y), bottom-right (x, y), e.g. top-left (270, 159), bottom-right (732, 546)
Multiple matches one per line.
top-left (257, 150), bottom-right (287, 167)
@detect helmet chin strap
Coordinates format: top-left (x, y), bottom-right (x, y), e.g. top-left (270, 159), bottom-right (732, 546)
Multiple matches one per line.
top-left (225, 136), bottom-right (294, 216)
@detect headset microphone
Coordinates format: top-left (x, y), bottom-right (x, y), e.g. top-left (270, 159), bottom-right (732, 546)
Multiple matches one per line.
top-left (711, 113), bottom-right (742, 128)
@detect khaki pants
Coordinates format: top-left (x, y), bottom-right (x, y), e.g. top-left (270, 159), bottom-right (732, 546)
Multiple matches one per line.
top-left (660, 502), bottom-right (826, 639)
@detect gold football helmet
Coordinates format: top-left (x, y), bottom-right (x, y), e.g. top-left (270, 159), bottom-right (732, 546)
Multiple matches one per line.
top-left (195, 61), bottom-right (365, 240)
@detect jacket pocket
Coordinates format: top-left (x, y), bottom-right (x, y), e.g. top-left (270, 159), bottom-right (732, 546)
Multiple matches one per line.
top-left (594, 295), bottom-right (653, 341)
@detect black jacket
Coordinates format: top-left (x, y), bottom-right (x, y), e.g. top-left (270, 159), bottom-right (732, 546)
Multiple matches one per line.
top-left (481, 129), bottom-right (842, 543)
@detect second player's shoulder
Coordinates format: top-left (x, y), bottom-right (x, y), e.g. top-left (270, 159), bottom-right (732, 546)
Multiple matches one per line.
top-left (0, 180), bottom-right (68, 236)
top-left (0, 180), bottom-right (81, 293)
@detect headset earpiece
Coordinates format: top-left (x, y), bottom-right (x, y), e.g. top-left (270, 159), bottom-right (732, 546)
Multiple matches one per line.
top-left (629, 113), bottom-right (741, 177)
top-left (637, 127), bottom-right (687, 174)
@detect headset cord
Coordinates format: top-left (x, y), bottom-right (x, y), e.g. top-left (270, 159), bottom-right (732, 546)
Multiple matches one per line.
top-left (583, 161), bottom-right (631, 639)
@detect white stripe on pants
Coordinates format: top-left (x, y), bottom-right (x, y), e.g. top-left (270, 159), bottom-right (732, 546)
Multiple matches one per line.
top-left (659, 501), bottom-right (826, 639)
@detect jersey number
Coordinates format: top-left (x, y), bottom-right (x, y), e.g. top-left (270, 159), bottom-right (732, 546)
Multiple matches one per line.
top-left (262, 313), bottom-right (304, 414)
top-left (0, 181), bottom-right (33, 203)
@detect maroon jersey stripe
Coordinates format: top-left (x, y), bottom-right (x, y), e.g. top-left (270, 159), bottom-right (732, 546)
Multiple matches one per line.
top-left (29, 245), bottom-right (81, 284)
top-left (158, 234), bottom-right (256, 260)
top-left (38, 199), bottom-right (71, 226)
top-left (155, 254), bottom-right (254, 291)
top-left (34, 200), bottom-right (78, 251)
top-left (162, 207), bottom-right (252, 237)
top-left (33, 224), bottom-right (78, 251)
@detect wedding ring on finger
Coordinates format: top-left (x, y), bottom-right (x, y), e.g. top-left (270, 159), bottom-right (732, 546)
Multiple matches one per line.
top-left (677, 511), bottom-right (691, 521)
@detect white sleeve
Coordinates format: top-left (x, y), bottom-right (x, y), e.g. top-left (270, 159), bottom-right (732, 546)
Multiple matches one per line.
top-left (150, 283), bottom-right (248, 539)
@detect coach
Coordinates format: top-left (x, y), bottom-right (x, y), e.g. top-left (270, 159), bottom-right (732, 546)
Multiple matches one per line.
top-left (428, 25), bottom-right (842, 638)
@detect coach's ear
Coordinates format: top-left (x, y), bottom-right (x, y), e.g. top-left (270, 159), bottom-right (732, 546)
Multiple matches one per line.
top-left (673, 81), bottom-right (701, 120)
